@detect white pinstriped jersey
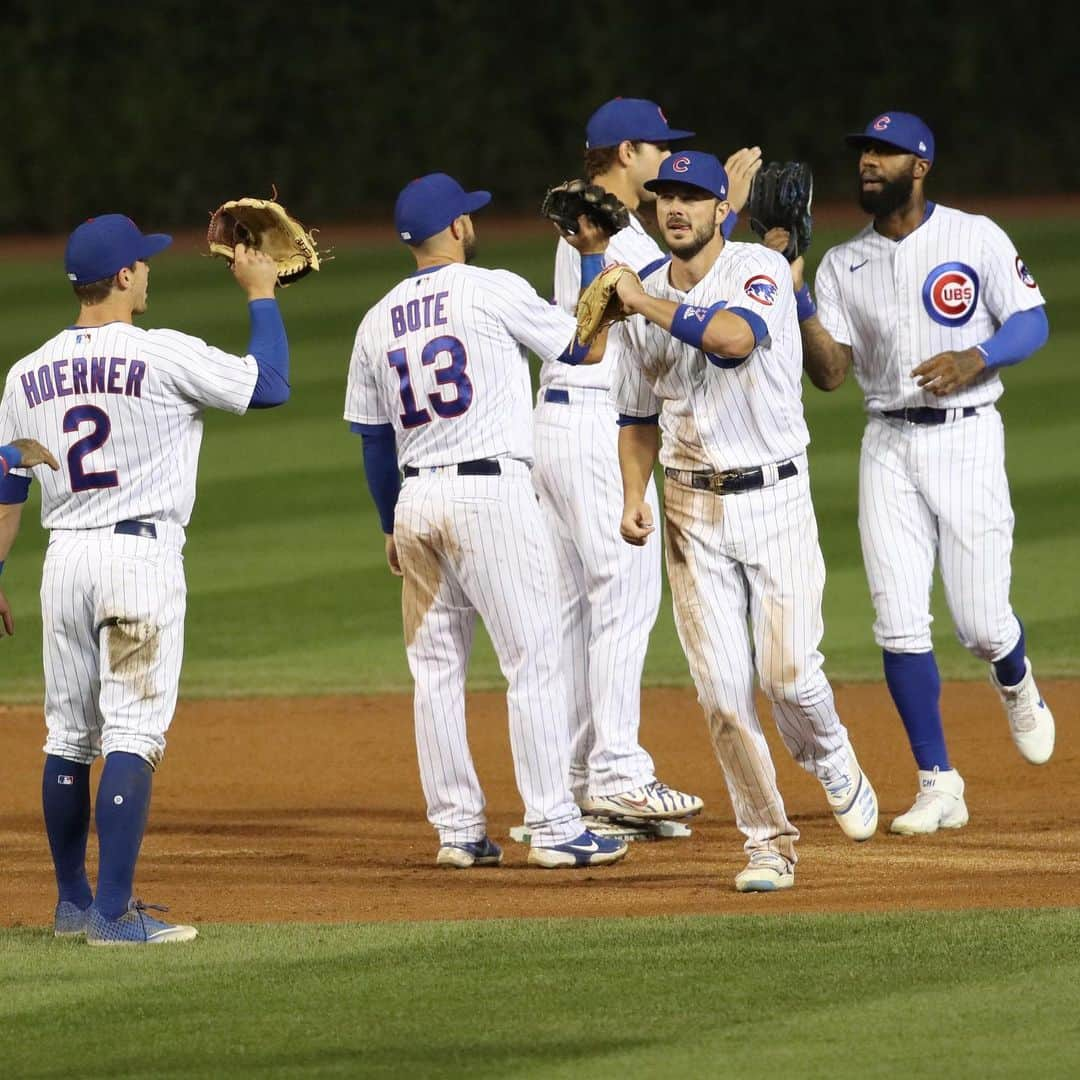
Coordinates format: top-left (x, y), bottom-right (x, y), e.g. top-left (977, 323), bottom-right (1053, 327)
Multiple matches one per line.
top-left (0, 323), bottom-right (257, 529)
top-left (815, 203), bottom-right (1046, 411)
top-left (542, 214), bottom-right (664, 392)
top-left (612, 241), bottom-right (810, 471)
top-left (345, 263), bottom-right (578, 467)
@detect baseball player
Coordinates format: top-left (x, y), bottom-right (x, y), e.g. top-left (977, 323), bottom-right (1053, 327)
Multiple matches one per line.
top-left (344, 172), bottom-right (628, 870)
top-left (779, 112), bottom-right (1054, 835)
top-left (0, 214), bottom-right (291, 944)
top-left (537, 96), bottom-right (763, 821)
top-left (608, 151), bottom-right (880, 892)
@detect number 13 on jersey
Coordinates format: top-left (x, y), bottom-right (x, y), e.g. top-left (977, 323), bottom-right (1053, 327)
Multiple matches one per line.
top-left (387, 335), bottom-right (473, 428)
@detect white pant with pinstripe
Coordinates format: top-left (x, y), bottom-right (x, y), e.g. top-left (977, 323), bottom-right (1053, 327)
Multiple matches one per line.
top-left (663, 460), bottom-right (852, 864)
top-left (41, 525), bottom-right (187, 769)
top-left (859, 406), bottom-right (1020, 659)
top-left (393, 459), bottom-right (582, 848)
top-left (532, 389), bottom-right (662, 800)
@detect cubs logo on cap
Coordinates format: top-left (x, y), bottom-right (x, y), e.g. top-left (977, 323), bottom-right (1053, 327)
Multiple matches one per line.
top-left (744, 275), bottom-right (778, 306)
top-left (922, 262), bottom-right (980, 326)
top-left (671, 155), bottom-right (691, 173)
top-left (846, 111), bottom-right (935, 162)
top-left (643, 151), bottom-right (728, 199)
top-left (1015, 255), bottom-right (1038, 288)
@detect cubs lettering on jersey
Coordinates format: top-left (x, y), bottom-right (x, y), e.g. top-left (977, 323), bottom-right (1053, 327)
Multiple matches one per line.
top-left (815, 203), bottom-right (1045, 411)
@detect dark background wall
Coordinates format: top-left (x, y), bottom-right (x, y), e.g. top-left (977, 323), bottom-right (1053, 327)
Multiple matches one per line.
top-left (3, 2), bottom-right (1076, 233)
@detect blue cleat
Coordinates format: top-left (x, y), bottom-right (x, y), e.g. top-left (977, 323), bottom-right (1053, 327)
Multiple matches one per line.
top-left (528, 829), bottom-right (629, 869)
top-left (86, 899), bottom-right (198, 946)
top-left (53, 901), bottom-right (91, 938)
top-left (436, 836), bottom-right (504, 869)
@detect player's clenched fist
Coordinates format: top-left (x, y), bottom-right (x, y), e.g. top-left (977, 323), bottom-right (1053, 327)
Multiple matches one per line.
top-left (620, 501), bottom-right (655, 546)
top-left (229, 242), bottom-right (279, 300)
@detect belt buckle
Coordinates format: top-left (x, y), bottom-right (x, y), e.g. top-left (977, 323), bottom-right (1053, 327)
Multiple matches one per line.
top-left (708, 468), bottom-right (740, 493)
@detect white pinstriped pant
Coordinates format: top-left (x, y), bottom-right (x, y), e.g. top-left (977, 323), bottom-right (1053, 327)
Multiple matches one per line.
top-left (859, 407), bottom-right (1021, 659)
top-left (663, 461), bottom-right (851, 863)
top-left (393, 460), bottom-right (582, 847)
top-left (41, 526), bottom-right (187, 769)
top-left (532, 390), bottom-right (661, 799)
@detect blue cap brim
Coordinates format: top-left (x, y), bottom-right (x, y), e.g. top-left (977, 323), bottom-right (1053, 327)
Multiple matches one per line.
top-left (463, 191), bottom-right (491, 214)
top-left (642, 176), bottom-right (719, 196)
top-left (664, 128), bottom-right (695, 142)
top-left (137, 233), bottom-right (173, 260)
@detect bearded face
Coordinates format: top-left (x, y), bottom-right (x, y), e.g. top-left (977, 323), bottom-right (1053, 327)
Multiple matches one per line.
top-left (857, 147), bottom-right (919, 217)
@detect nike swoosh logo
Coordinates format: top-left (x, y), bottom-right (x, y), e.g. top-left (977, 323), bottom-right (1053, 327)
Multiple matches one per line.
top-left (568, 840), bottom-right (599, 853)
top-left (850, 259), bottom-right (869, 272)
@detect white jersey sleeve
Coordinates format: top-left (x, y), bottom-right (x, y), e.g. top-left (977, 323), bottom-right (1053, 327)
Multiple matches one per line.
top-left (813, 250), bottom-right (853, 347)
top-left (484, 269), bottom-right (577, 364)
top-left (146, 329), bottom-right (258, 415)
top-left (344, 319), bottom-right (394, 426)
top-left (726, 246), bottom-right (798, 348)
top-left (554, 239), bottom-right (579, 314)
top-left (610, 320), bottom-right (661, 417)
top-left (978, 216), bottom-right (1046, 323)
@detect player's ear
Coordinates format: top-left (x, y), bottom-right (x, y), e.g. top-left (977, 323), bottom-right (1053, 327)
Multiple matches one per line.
top-left (914, 159), bottom-right (931, 180)
top-left (617, 140), bottom-right (636, 168)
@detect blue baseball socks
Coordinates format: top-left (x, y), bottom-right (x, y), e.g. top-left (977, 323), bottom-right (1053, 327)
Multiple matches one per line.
top-left (94, 752), bottom-right (154, 919)
top-left (42, 756), bottom-right (93, 910)
top-left (882, 650), bottom-right (949, 770)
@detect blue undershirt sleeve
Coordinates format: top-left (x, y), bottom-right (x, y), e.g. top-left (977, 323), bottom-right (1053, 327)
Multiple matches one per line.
top-left (977, 306), bottom-right (1048, 369)
top-left (247, 299), bottom-right (291, 408)
top-left (350, 422), bottom-right (400, 534)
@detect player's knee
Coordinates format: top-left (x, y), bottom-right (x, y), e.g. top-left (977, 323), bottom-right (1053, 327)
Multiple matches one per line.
top-left (873, 621), bottom-right (933, 654)
top-left (43, 735), bottom-right (98, 767)
top-left (100, 732), bottom-right (165, 769)
top-left (955, 619), bottom-right (1016, 662)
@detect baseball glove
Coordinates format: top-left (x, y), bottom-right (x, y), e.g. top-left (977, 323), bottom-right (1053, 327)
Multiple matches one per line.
top-left (541, 179), bottom-right (630, 237)
top-left (575, 264), bottom-right (640, 346)
top-left (207, 195), bottom-right (321, 285)
top-left (746, 161), bottom-right (814, 262)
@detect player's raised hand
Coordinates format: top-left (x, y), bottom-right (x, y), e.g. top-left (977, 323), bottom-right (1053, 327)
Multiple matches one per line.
top-left (762, 229), bottom-right (805, 290)
top-left (614, 267), bottom-right (647, 313)
top-left (560, 213), bottom-right (611, 256)
top-left (724, 146), bottom-right (763, 214)
top-left (0, 587), bottom-right (13, 637)
top-left (230, 242), bottom-right (279, 300)
top-left (620, 500), bottom-right (655, 546)
top-left (9, 438), bottom-right (60, 471)
top-left (911, 348), bottom-right (987, 396)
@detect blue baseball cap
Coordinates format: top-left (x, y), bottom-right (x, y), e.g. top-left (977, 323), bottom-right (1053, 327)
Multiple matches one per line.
top-left (585, 97), bottom-right (694, 149)
top-left (643, 151), bottom-right (729, 199)
top-left (64, 214), bottom-right (172, 285)
top-left (394, 173), bottom-right (491, 245)
top-left (845, 112), bottom-right (935, 162)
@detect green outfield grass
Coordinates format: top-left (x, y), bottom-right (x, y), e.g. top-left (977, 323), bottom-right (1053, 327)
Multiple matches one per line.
top-left (1, 218), bottom-right (1078, 700)
top-left (3, 909), bottom-right (1078, 1078)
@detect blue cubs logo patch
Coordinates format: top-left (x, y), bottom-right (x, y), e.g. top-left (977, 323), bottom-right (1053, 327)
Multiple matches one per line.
top-left (1015, 255), bottom-right (1038, 288)
top-left (744, 274), bottom-right (778, 305)
top-left (671, 155), bottom-right (691, 173)
top-left (922, 262), bottom-right (980, 327)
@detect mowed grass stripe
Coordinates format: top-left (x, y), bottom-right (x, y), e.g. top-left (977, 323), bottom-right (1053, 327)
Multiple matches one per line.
top-left (2, 910), bottom-right (1078, 1078)
top-left (1, 220), bottom-right (1077, 699)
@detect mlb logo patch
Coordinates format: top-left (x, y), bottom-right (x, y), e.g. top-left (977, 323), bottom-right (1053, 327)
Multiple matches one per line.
top-left (1015, 255), bottom-right (1038, 288)
top-left (58, 775), bottom-right (75, 786)
top-left (922, 261), bottom-right (980, 327)
top-left (743, 275), bottom-right (778, 305)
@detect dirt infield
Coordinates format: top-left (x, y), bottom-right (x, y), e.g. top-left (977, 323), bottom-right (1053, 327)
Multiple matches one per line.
top-left (1, 681), bottom-right (1075, 928)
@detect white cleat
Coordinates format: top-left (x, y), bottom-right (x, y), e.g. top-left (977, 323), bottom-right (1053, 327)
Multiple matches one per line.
top-left (581, 781), bottom-right (704, 821)
top-left (990, 658), bottom-right (1055, 765)
top-left (890, 768), bottom-right (969, 835)
top-left (734, 851), bottom-right (795, 893)
top-left (822, 754), bottom-right (879, 841)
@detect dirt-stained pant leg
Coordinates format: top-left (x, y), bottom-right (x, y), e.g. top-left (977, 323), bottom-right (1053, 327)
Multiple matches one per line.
top-left (663, 480), bottom-right (799, 863)
top-left (397, 465), bottom-right (582, 848)
top-left (733, 471), bottom-right (853, 785)
top-left (42, 529), bottom-right (186, 770)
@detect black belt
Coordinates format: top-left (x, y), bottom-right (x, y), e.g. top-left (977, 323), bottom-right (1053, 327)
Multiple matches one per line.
top-left (664, 460), bottom-right (798, 494)
top-left (403, 459), bottom-right (502, 478)
top-left (114, 520), bottom-right (157, 540)
top-left (881, 406), bottom-right (978, 425)
top-left (544, 388), bottom-right (570, 404)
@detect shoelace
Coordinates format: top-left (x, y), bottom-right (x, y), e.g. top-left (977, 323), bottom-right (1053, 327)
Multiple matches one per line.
top-left (824, 774), bottom-right (854, 799)
top-left (131, 899), bottom-right (169, 916)
top-left (747, 852), bottom-right (790, 871)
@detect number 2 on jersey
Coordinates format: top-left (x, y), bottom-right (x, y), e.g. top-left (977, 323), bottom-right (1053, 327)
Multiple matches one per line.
top-left (64, 404), bottom-right (119, 492)
top-left (388, 335), bottom-right (473, 428)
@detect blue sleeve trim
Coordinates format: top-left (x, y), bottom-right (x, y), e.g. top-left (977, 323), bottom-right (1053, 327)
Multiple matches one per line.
top-left (0, 472), bottom-right (32, 504)
top-left (978, 306), bottom-right (1048, 369)
top-left (725, 305), bottom-right (769, 345)
top-left (359, 424), bottom-right (400, 534)
top-left (580, 253), bottom-right (605, 289)
top-left (721, 210), bottom-right (738, 240)
top-left (247, 299), bottom-right (291, 409)
top-left (0, 445), bottom-right (22, 473)
top-left (637, 255), bottom-right (670, 280)
top-left (555, 338), bottom-right (590, 365)
top-left (617, 413), bottom-right (660, 427)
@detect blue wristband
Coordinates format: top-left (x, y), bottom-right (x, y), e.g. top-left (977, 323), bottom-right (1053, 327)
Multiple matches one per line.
top-left (0, 445), bottom-right (22, 473)
top-left (795, 285), bottom-right (817, 322)
top-left (580, 253), bottom-right (605, 289)
top-left (670, 303), bottom-right (724, 350)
